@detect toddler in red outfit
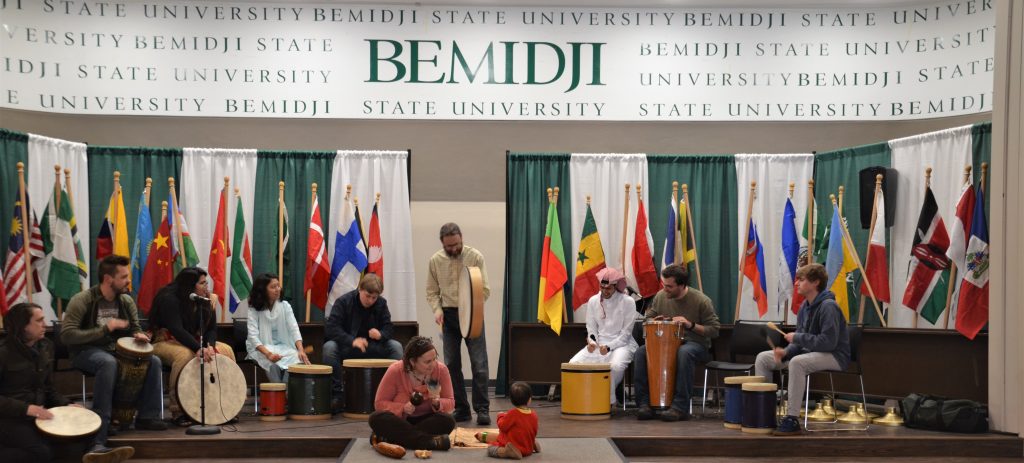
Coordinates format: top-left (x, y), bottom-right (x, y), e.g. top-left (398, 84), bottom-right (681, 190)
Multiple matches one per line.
top-left (475, 382), bottom-right (539, 459)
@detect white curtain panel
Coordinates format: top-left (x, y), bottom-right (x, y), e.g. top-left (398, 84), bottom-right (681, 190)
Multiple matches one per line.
top-left (328, 150), bottom-right (415, 321)
top-left (889, 125), bottom-right (973, 329)
top-left (569, 153), bottom-right (648, 321)
top-left (180, 148), bottom-right (259, 321)
top-left (734, 153), bottom-right (814, 323)
top-left (27, 134), bottom-right (89, 322)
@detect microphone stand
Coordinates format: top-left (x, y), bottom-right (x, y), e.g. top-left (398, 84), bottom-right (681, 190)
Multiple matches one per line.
top-left (187, 297), bottom-right (220, 435)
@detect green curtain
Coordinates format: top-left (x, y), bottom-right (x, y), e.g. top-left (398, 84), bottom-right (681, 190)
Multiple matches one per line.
top-left (251, 150), bottom-right (335, 322)
top-left (498, 153), bottom-right (572, 395)
top-left (813, 143), bottom-right (890, 327)
top-left (972, 122), bottom-right (992, 213)
top-left (86, 146), bottom-right (182, 285)
top-left (0, 129), bottom-right (29, 262)
top-left (647, 155), bottom-right (739, 324)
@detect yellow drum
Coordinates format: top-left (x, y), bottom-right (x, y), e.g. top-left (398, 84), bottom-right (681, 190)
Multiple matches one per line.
top-left (560, 362), bottom-right (611, 421)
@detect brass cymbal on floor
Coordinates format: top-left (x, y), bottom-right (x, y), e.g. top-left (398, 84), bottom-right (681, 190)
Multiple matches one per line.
top-left (806, 402), bottom-right (837, 422)
top-left (873, 407), bottom-right (905, 427)
top-left (837, 405), bottom-right (870, 424)
top-left (820, 398), bottom-right (837, 417)
top-left (854, 404), bottom-right (880, 420)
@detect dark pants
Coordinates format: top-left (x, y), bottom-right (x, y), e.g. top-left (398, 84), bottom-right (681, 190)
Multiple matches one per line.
top-left (0, 418), bottom-right (89, 462)
top-left (442, 307), bottom-right (489, 416)
top-left (71, 346), bottom-right (163, 446)
top-left (323, 339), bottom-right (404, 395)
top-left (633, 342), bottom-right (710, 412)
top-left (369, 411), bottom-right (456, 450)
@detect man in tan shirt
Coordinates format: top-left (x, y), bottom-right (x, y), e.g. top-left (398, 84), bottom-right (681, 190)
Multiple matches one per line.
top-left (426, 223), bottom-right (491, 425)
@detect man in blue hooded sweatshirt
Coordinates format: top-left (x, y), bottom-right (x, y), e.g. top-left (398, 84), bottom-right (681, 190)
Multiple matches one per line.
top-left (755, 263), bottom-right (850, 435)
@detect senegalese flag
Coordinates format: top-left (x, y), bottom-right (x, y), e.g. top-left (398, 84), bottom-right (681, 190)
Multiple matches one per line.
top-left (572, 202), bottom-right (605, 311)
top-left (538, 200), bottom-right (567, 335)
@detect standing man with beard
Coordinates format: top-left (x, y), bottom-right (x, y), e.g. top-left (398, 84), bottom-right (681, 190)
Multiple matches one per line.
top-left (426, 223), bottom-right (491, 425)
top-left (61, 255), bottom-right (167, 457)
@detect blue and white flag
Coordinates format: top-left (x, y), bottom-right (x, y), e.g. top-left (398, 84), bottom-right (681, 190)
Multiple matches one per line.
top-left (661, 196), bottom-right (680, 269)
top-left (778, 198), bottom-right (799, 309)
top-left (326, 196), bottom-right (368, 312)
top-left (130, 189), bottom-right (154, 297)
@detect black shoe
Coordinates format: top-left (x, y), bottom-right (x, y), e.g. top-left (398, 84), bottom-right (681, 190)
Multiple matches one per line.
top-left (431, 434), bottom-right (451, 450)
top-left (773, 415), bottom-right (802, 436)
top-left (172, 415), bottom-right (195, 428)
top-left (636, 405), bottom-right (655, 421)
top-left (330, 397), bottom-right (345, 415)
top-left (453, 411), bottom-right (472, 422)
top-left (476, 413), bottom-right (491, 426)
top-left (660, 408), bottom-right (689, 422)
top-left (135, 418), bottom-right (169, 431)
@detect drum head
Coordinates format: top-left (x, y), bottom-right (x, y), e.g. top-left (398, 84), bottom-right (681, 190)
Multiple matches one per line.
top-left (36, 406), bottom-right (101, 439)
top-left (342, 359), bottom-right (397, 369)
top-left (458, 266), bottom-right (484, 339)
top-left (288, 363), bottom-right (333, 375)
top-left (116, 337), bottom-right (154, 356)
top-left (177, 355), bottom-right (247, 425)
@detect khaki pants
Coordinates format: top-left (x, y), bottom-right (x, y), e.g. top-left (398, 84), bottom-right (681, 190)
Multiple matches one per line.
top-left (152, 339), bottom-right (235, 416)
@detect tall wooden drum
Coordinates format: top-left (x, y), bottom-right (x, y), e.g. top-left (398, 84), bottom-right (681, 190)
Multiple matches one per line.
top-left (287, 364), bottom-right (333, 420)
top-left (112, 337), bottom-right (154, 426)
top-left (643, 321), bottom-right (682, 409)
top-left (343, 359), bottom-right (397, 419)
top-left (560, 363), bottom-right (611, 421)
top-left (723, 375), bottom-right (765, 429)
top-left (459, 266), bottom-right (485, 339)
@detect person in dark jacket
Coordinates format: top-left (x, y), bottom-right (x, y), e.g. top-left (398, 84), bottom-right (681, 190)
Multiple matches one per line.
top-left (323, 274), bottom-right (402, 410)
top-left (3, 302), bottom-right (133, 463)
top-left (149, 266), bottom-right (235, 426)
top-left (755, 263), bottom-right (851, 435)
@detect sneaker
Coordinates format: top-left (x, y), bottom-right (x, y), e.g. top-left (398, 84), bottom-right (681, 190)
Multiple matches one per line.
top-left (499, 443), bottom-right (523, 460)
top-left (135, 418), bottom-right (169, 431)
top-left (476, 412), bottom-right (491, 426)
top-left (773, 415), bottom-right (802, 436)
top-left (660, 408), bottom-right (689, 422)
top-left (431, 434), bottom-right (451, 450)
top-left (82, 444), bottom-right (134, 463)
top-left (636, 405), bottom-right (655, 421)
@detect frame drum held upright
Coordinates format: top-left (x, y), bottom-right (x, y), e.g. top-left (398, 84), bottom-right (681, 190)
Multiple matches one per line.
top-left (459, 266), bottom-right (485, 339)
top-left (176, 355), bottom-right (247, 426)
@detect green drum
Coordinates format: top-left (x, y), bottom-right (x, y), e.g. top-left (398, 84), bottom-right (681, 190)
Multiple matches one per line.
top-left (287, 364), bottom-right (332, 420)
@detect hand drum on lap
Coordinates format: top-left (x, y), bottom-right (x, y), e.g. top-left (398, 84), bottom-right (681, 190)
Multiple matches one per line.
top-left (343, 359), bottom-right (396, 419)
top-left (36, 406), bottom-right (101, 439)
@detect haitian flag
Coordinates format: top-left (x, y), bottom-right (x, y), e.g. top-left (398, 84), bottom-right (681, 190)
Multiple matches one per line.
top-left (955, 187), bottom-right (988, 340)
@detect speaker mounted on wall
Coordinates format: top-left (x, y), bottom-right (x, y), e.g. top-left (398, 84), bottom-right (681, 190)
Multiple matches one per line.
top-left (858, 166), bottom-right (897, 229)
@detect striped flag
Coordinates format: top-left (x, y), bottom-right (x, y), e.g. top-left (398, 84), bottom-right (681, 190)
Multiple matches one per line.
top-left (365, 201), bottom-right (383, 283)
top-left (901, 187), bottom-right (951, 315)
top-left (825, 206), bottom-right (857, 321)
top-left (661, 195), bottom-right (682, 269)
top-left (4, 195), bottom-right (45, 308)
top-left (40, 186), bottom-right (82, 300)
top-left (538, 200), bottom-right (567, 335)
top-left (572, 202), bottom-right (606, 310)
top-left (168, 191), bottom-right (200, 273)
top-left (129, 189), bottom-right (154, 297)
top-left (631, 197), bottom-right (661, 298)
top-left (742, 220), bottom-right (769, 317)
top-left (779, 198), bottom-right (800, 313)
top-left (229, 195), bottom-right (253, 313)
top-left (955, 187), bottom-right (988, 340)
top-left (97, 185), bottom-right (129, 262)
top-left (859, 190), bottom-right (891, 303)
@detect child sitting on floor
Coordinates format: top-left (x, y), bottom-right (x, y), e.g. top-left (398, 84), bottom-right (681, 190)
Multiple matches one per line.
top-left (475, 382), bottom-right (539, 459)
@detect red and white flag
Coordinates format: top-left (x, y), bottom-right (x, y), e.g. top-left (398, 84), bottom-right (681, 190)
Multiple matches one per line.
top-left (365, 200), bottom-right (383, 283)
top-left (630, 197), bottom-right (661, 298)
top-left (859, 190), bottom-right (890, 302)
top-left (955, 187), bottom-right (988, 340)
top-left (304, 193), bottom-right (331, 309)
top-left (946, 182), bottom-right (976, 271)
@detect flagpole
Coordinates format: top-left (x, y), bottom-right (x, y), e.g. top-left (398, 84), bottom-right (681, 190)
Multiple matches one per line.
top-left (837, 185), bottom-right (845, 217)
top-left (113, 171), bottom-right (123, 255)
top-left (807, 180), bottom-right (815, 263)
top-left (220, 176), bottom-right (230, 324)
top-left (553, 186), bottom-right (568, 324)
top-left (833, 194), bottom-right (886, 327)
top-left (911, 169), bottom-right (933, 329)
top-left (53, 165), bottom-right (64, 319)
top-left (942, 166), bottom-right (973, 330)
top-left (278, 181), bottom-right (285, 290)
top-left (858, 174), bottom-right (883, 325)
top-left (306, 182), bottom-right (317, 324)
top-left (16, 162), bottom-right (33, 304)
top-left (620, 183), bottom-right (630, 273)
top-left (981, 162), bottom-right (988, 194)
top-left (168, 177), bottom-right (187, 270)
top-left (682, 184), bottom-right (703, 291)
top-left (161, 201), bottom-right (168, 221)
top-left (734, 181), bottom-right (756, 323)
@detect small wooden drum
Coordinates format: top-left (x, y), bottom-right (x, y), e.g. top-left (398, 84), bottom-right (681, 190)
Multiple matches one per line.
top-left (288, 363), bottom-right (333, 420)
top-left (458, 266), bottom-right (485, 339)
top-left (36, 406), bottom-right (101, 439)
top-left (176, 355), bottom-right (247, 425)
top-left (258, 383), bottom-right (287, 422)
top-left (723, 375), bottom-right (764, 429)
top-left (343, 359), bottom-right (396, 419)
top-left (112, 337), bottom-right (154, 426)
top-left (643, 321), bottom-right (683, 409)
top-left (741, 382), bottom-right (778, 434)
top-left (560, 362), bottom-right (611, 421)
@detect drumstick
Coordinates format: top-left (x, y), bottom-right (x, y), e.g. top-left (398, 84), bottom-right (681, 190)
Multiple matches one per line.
top-left (760, 328), bottom-right (776, 349)
top-left (766, 321), bottom-right (787, 337)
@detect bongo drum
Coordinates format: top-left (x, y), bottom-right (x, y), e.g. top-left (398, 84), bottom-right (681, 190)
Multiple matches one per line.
top-left (643, 321), bottom-right (682, 409)
top-left (741, 382), bottom-right (778, 434)
top-left (560, 362), bottom-right (611, 421)
top-left (258, 383), bottom-right (287, 422)
top-left (36, 406), bottom-right (101, 439)
top-left (458, 266), bottom-right (485, 339)
top-left (287, 363), bottom-right (333, 420)
top-left (723, 375), bottom-right (764, 429)
top-left (112, 337), bottom-right (154, 425)
top-left (176, 355), bottom-right (247, 425)
top-left (342, 359), bottom-right (396, 419)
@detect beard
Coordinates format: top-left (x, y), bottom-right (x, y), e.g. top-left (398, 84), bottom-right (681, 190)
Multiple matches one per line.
top-left (445, 248), bottom-right (461, 258)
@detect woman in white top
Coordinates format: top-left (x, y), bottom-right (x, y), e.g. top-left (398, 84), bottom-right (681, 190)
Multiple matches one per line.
top-left (246, 273), bottom-right (310, 383)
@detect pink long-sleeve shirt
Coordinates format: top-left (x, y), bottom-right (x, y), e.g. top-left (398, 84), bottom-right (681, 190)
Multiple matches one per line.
top-left (374, 361), bottom-right (456, 418)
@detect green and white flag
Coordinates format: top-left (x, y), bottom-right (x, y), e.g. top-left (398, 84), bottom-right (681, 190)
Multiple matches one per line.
top-left (40, 187), bottom-right (82, 300)
top-left (230, 195), bottom-right (253, 313)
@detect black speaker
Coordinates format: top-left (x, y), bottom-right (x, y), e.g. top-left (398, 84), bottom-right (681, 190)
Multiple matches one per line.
top-left (858, 166), bottom-right (897, 229)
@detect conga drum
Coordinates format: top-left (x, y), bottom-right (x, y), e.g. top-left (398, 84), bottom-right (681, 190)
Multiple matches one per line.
top-left (288, 364), bottom-right (333, 420)
top-left (459, 266), bottom-right (485, 340)
top-left (258, 383), bottom-right (287, 422)
top-left (176, 355), bottom-right (248, 425)
top-left (343, 359), bottom-right (397, 419)
top-left (643, 321), bottom-right (682, 409)
top-left (112, 337), bottom-right (154, 426)
top-left (741, 382), bottom-right (778, 434)
top-left (560, 363), bottom-right (611, 421)
top-left (723, 375), bottom-right (764, 429)
top-left (36, 406), bottom-right (101, 440)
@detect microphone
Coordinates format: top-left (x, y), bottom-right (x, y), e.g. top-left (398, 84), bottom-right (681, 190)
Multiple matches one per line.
top-left (189, 293), bottom-right (211, 303)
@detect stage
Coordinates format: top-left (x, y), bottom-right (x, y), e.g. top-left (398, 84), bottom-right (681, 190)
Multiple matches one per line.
top-left (106, 396), bottom-right (1022, 462)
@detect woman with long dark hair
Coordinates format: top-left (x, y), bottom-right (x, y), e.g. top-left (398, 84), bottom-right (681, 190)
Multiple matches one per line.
top-left (246, 273), bottom-right (308, 383)
top-left (149, 267), bottom-right (236, 426)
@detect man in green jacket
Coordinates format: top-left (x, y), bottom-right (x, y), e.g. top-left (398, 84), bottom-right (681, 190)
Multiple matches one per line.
top-left (61, 255), bottom-right (167, 454)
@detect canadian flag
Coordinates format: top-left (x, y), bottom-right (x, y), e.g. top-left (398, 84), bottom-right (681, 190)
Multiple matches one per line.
top-left (365, 200), bottom-right (384, 283)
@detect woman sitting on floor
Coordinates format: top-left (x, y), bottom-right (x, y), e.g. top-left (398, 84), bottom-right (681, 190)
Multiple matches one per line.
top-left (369, 336), bottom-right (455, 451)
top-left (246, 273), bottom-right (310, 384)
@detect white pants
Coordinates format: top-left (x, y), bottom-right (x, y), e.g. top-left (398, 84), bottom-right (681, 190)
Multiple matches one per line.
top-left (569, 346), bottom-right (634, 404)
top-left (754, 350), bottom-right (841, 417)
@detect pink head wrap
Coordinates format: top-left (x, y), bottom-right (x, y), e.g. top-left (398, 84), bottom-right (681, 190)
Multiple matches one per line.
top-left (596, 267), bottom-right (627, 293)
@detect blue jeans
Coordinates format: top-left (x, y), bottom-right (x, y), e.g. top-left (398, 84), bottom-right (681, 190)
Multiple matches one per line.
top-left (71, 346), bottom-right (163, 445)
top-left (633, 342), bottom-right (710, 412)
top-left (323, 339), bottom-right (403, 395)
top-left (442, 308), bottom-right (489, 415)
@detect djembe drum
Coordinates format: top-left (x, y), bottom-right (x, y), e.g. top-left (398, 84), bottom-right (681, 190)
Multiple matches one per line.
top-left (112, 337), bottom-right (154, 426)
top-left (643, 321), bottom-right (683, 409)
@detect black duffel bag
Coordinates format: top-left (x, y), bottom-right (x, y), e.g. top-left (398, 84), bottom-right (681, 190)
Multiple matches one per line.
top-left (900, 393), bottom-right (989, 433)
